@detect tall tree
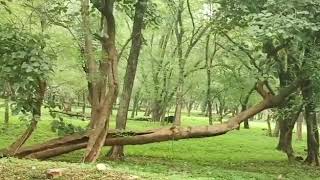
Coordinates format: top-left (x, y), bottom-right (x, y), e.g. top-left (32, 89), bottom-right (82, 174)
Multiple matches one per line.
top-left (107, 0), bottom-right (148, 160)
top-left (81, 0), bottom-right (119, 162)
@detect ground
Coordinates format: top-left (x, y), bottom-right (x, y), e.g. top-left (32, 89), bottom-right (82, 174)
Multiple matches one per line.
top-left (0, 109), bottom-right (319, 180)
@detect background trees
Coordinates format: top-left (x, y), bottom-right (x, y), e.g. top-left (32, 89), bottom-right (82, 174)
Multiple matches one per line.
top-left (0, 0), bottom-right (320, 166)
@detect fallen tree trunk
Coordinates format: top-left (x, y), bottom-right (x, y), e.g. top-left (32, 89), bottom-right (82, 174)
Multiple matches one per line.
top-left (10, 81), bottom-right (300, 160)
top-left (50, 110), bottom-right (90, 119)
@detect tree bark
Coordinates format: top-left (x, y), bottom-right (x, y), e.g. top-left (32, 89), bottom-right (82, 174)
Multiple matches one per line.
top-left (241, 85), bottom-right (255, 129)
top-left (82, 90), bottom-right (86, 120)
top-left (81, 0), bottom-right (119, 163)
top-left (273, 120), bottom-right (280, 137)
top-left (131, 89), bottom-right (141, 119)
top-left (276, 103), bottom-right (302, 161)
top-left (4, 95), bottom-right (9, 125)
top-left (187, 100), bottom-right (194, 117)
top-left (302, 80), bottom-right (319, 165)
top-left (266, 114), bottom-right (272, 137)
top-left (107, 0), bottom-right (147, 160)
top-left (296, 113), bottom-right (303, 141)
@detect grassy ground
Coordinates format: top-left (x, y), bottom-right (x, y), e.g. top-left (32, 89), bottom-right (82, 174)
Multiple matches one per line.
top-left (0, 108), bottom-right (319, 180)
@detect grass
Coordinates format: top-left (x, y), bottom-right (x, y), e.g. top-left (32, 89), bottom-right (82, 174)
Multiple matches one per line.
top-left (0, 108), bottom-right (319, 180)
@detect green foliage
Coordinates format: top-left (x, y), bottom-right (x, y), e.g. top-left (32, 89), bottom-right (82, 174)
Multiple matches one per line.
top-left (50, 118), bottom-right (85, 136)
top-left (0, 24), bottom-right (55, 114)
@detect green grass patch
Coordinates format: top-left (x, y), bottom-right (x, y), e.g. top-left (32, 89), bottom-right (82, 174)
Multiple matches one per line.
top-left (0, 109), bottom-right (319, 179)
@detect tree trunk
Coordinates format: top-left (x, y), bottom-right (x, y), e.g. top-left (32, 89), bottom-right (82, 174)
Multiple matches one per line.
top-left (5, 81), bottom-right (46, 155)
top-left (4, 96), bottom-right (9, 125)
top-left (187, 101), bottom-right (194, 117)
top-left (174, 89), bottom-right (183, 126)
top-left (302, 80), bottom-right (319, 165)
top-left (276, 104), bottom-right (302, 161)
top-left (15, 96), bottom-right (273, 159)
top-left (82, 0), bottom-right (119, 163)
top-left (107, 0), bottom-right (147, 161)
top-left (10, 80), bottom-right (301, 160)
top-left (241, 86), bottom-right (255, 129)
top-left (273, 120), bottom-right (280, 137)
top-left (266, 114), bottom-right (272, 137)
top-left (131, 90), bottom-right (141, 119)
top-left (144, 103), bottom-right (151, 116)
top-left (82, 90), bottom-right (86, 120)
top-left (243, 105), bottom-right (249, 129)
top-left (152, 102), bottom-right (163, 122)
top-left (296, 113), bottom-right (303, 141)
top-left (208, 101), bottom-right (213, 125)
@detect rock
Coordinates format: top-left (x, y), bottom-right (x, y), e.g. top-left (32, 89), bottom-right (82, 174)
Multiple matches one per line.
top-left (96, 163), bottom-right (110, 171)
top-left (46, 168), bottom-right (64, 179)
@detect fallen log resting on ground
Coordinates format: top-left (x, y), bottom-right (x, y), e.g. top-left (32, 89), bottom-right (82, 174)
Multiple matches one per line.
top-left (50, 110), bottom-right (91, 119)
top-left (8, 81), bottom-right (300, 160)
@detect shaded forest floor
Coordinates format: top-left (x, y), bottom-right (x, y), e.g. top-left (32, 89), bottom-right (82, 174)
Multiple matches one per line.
top-left (0, 109), bottom-right (320, 179)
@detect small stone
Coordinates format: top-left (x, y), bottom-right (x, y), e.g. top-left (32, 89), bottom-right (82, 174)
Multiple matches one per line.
top-left (96, 163), bottom-right (109, 171)
top-left (46, 168), bottom-right (64, 179)
top-left (31, 166), bottom-right (36, 170)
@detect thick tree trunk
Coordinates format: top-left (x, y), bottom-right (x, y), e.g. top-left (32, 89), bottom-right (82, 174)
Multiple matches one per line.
top-left (11, 81), bottom-right (300, 160)
top-left (82, 0), bottom-right (119, 163)
top-left (276, 104), bottom-right (302, 161)
top-left (302, 80), bottom-right (319, 165)
top-left (107, 0), bottom-right (147, 160)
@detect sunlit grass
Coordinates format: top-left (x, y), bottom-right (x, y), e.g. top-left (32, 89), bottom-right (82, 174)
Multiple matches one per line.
top-left (0, 108), bottom-right (317, 180)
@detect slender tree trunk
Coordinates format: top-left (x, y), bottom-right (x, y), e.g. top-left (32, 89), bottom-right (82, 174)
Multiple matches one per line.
top-left (82, 90), bottom-right (86, 120)
top-left (107, 0), bottom-right (147, 160)
top-left (4, 96), bottom-right (9, 125)
top-left (174, 90), bottom-right (183, 126)
top-left (241, 86), bottom-right (255, 129)
top-left (187, 101), bottom-right (193, 117)
top-left (131, 90), bottom-right (141, 119)
top-left (273, 120), bottom-right (280, 137)
top-left (302, 80), bottom-right (319, 165)
top-left (5, 81), bottom-right (46, 155)
top-left (296, 113), bottom-right (303, 141)
top-left (208, 101), bottom-right (213, 125)
top-left (243, 105), bottom-right (249, 129)
top-left (266, 114), bottom-right (272, 137)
